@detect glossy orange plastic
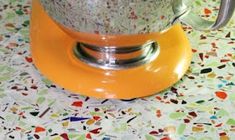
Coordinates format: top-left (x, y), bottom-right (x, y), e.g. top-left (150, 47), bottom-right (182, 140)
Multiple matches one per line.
top-left (30, 0), bottom-right (192, 99)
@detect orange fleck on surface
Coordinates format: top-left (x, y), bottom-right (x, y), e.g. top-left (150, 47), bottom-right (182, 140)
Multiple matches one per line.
top-left (204, 8), bottom-right (212, 15)
top-left (156, 96), bottom-right (162, 100)
top-left (192, 49), bottom-right (197, 53)
top-left (35, 126), bottom-right (46, 133)
top-left (192, 126), bottom-right (204, 132)
top-left (160, 15), bottom-right (165, 20)
top-left (215, 91), bottom-right (228, 100)
top-left (156, 110), bottom-right (162, 118)
top-left (220, 135), bottom-right (230, 140)
top-left (86, 119), bottom-right (95, 125)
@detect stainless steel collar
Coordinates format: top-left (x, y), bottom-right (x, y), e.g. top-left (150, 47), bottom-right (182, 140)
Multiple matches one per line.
top-left (73, 42), bottom-right (159, 69)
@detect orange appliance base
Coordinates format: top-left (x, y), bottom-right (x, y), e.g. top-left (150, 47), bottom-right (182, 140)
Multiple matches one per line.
top-left (30, 0), bottom-right (192, 99)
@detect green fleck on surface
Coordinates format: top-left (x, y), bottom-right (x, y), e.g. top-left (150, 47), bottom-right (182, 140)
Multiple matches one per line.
top-left (37, 97), bottom-right (46, 104)
top-left (23, 20), bottom-right (30, 26)
top-left (15, 10), bottom-right (24, 15)
top-left (216, 109), bottom-right (229, 117)
top-left (226, 118), bottom-right (235, 125)
top-left (42, 78), bottom-right (52, 85)
top-left (68, 133), bottom-right (79, 139)
top-left (196, 100), bottom-right (205, 104)
top-left (145, 135), bottom-right (155, 140)
top-left (229, 93), bottom-right (235, 101)
top-left (169, 112), bottom-right (186, 119)
top-left (38, 89), bottom-right (48, 95)
top-left (77, 134), bottom-right (86, 140)
top-left (199, 137), bottom-right (213, 140)
top-left (177, 124), bottom-right (186, 135)
top-left (0, 93), bottom-right (6, 98)
top-left (114, 123), bottom-right (128, 132)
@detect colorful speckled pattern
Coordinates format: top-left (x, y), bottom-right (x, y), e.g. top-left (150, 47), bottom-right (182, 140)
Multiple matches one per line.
top-left (0, 0), bottom-right (235, 140)
top-left (40, 0), bottom-right (175, 34)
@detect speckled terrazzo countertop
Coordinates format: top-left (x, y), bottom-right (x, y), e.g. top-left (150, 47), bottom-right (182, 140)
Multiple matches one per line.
top-left (0, 0), bottom-right (235, 140)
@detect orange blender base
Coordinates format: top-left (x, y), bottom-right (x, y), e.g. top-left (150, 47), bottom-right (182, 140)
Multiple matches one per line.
top-left (30, 0), bottom-right (192, 99)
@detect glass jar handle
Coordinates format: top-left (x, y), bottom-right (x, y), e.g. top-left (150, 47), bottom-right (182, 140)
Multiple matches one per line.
top-left (174, 0), bottom-right (235, 30)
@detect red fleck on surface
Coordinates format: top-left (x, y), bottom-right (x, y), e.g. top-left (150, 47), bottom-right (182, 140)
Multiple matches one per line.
top-left (93, 116), bottom-right (101, 121)
top-left (211, 42), bottom-right (217, 48)
top-left (215, 123), bottom-right (223, 127)
top-left (35, 126), bottom-right (46, 133)
top-left (220, 59), bottom-right (230, 63)
top-left (16, 127), bottom-right (21, 130)
top-left (188, 112), bottom-right (197, 117)
top-left (227, 53), bottom-right (232, 57)
top-left (160, 136), bottom-right (171, 140)
top-left (130, 11), bottom-right (138, 19)
top-left (89, 128), bottom-right (102, 134)
top-left (18, 112), bottom-right (24, 116)
top-left (192, 49), bottom-right (197, 53)
top-left (25, 56), bottom-right (33, 63)
top-left (86, 133), bottom-right (92, 139)
top-left (156, 96), bottom-right (162, 101)
top-left (31, 85), bottom-right (38, 89)
top-left (71, 101), bottom-right (83, 107)
top-left (160, 15), bottom-right (165, 20)
top-left (184, 119), bottom-right (190, 123)
top-left (21, 93), bottom-right (28, 96)
top-left (204, 8), bottom-right (212, 15)
top-left (60, 133), bottom-right (69, 140)
top-left (215, 91), bottom-right (227, 100)
top-left (149, 131), bottom-right (158, 135)
top-left (156, 110), bottom-right (162, 118)
top-left (219, 132), bottom-right (227, 136)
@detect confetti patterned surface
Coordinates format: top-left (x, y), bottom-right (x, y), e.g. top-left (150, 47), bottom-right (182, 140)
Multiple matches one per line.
top-left (0, 0), bottom-right (235, 140)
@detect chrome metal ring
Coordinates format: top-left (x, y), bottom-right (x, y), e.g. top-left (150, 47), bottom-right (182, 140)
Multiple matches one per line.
top-left (73, 42), bottom-right (159, 70)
